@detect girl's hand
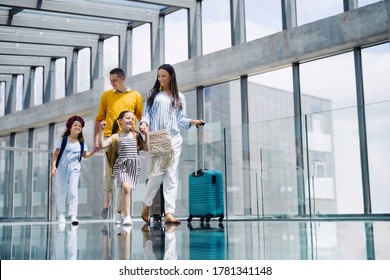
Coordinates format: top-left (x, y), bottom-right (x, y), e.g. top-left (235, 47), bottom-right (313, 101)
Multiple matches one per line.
top-left (51, 167), bottom-right (57, 176)
top-left (100, 121), bottom-right (106, 130)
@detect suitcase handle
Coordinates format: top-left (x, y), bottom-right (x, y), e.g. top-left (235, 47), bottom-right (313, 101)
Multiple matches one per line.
top-left (192, 169), bottom-right (208, 177)
top-left (196, 122), bottom-right (206, 171)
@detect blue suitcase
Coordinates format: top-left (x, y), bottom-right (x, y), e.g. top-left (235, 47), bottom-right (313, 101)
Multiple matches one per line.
top-left (187, 169), bottom-right (224, 223)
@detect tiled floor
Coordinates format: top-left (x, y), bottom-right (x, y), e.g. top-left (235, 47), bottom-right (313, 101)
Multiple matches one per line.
top-left (1, 219), bottom-right (390, 260)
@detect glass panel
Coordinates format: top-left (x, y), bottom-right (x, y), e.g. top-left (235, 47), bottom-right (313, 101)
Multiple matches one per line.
top-left (312, 222), bottom-right (367, 259)
top-left (365, 102), bottom-right (390, 213)
top-left (34, 67), bottom-right (43, 106)
top-left (202, 0), bottom-right (231, 55)
top-left (202, 81), bottom-right (241, 216)
top-left (14, 132), bottom-right (29, 218)
top-left (358, 0), bottom-right (382, 8)
top-left (132, 24), bottom-right (151, 75)
top-left (227, 117), bottom-right (300, 217)
top-left (245, 0), bottom-right (283, 42)
top-left (77, 47), bottom-right (91, 93)
top-left (32, 127), bottom-right (49, 219)
top-left (373, 221), bottom-right (390, 259)
top-left (0, 136), bottom-right (10, 218)
top-left (300, 52), bottom-right (357, 114)
top-left (296, 0), bottom-right (343, 26)
top-left (361, 43), bottom-right (390, 104)
top-left (248, 67), bottom-right (294, 122)
top-left (178, 89), bottom-right (197, 215)
top-left (77, 116), bottom-right (105, 219)
top-left (30, 225), bottom-right (49, 260)
top-left (103, 36), bottom-right (119, 90)
top-left (165, 9), bottom-right (188, 64)
top-left (16, 75), bottom-right (23, 112)
top-left (306, 108), bottom-right (363, 214)
top-left (0, 81), bottom-right (4, 116)
top-left (55, 58), bottom-right (66, 100)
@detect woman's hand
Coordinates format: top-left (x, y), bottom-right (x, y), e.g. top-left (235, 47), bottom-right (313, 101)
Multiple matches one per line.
top-left (191, 119), bottom-right (205, 127)
top-left (139, 122), bottom-right (148, 134)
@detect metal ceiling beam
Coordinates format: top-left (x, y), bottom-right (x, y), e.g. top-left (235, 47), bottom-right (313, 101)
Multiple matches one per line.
top-left (0, 55), bottom-right (51, 67)
top-left (0, 13), bottom-right (128, 36)
top-left (7, 7), bottom-right (23, 25)
top-left (0, 26), bottom-right (100, 48)
top-left (134, 0), bottom-right (194, 9)
top-left (0, 56), bottom-right (51, 103)
top-left (0, 43), bottom-right (74, 59)
top-left (0, 0), bottom-right (159, 23)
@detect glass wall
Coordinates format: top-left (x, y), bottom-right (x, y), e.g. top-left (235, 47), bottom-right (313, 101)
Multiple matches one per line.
top-left (13, 131), bottom-right (29, 218)
top-left (16, 75), bottom-right (23, 112)
top-left (202, 0), bottom-right (231, 54)
top-left (300, 53), bottom-right (363, 214)
top-left (132, 24), bottom-right (151, 75)
top-left (296, 0), bottom-right (343, 26)
top-left (362, 43), bottom-right (390, 213)
top-left (245, 0), bottom-right (283, 41)
top-left (0, 81), bottom-right (4, 116)
top-left (103, 36), bottom-right (119, 90)
top-left (55, 58), bottom-right (66, 100)
top-left (165, 9), bottom-right (188, 64)
top-left (32, 127), bottom-right (50, 219)
top-left (77, 47), bottom-right (91, 93)
top-left (34, 67), bottom-right (43, 106)
top-left (0, 136), bottom-right (10, 218)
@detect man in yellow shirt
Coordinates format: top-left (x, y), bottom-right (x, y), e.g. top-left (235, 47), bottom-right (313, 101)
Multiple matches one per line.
top-left (94, 68), bottom-right (143, 219)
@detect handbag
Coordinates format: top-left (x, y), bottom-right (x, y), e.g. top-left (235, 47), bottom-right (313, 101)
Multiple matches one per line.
top-left (148, 129), bottom-right (174, 175)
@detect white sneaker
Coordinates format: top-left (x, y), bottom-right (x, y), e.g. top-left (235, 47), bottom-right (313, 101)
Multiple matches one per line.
top-left (58, 213), bottom-right (66, 223)
top-left (122, 216), bottom-right (132, 225)
top-left (71, 215), bottom-right (79, 225)
top-left (114, 213), bottom-right (124, 224)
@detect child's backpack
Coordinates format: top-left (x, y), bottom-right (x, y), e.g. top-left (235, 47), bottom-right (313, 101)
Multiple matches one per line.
top-left (106, 133), bottom-right (119, 175)
top-left (55, 136), bottom-right (84, 168)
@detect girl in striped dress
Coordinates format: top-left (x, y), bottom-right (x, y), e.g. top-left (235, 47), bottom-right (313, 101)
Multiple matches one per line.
top-left (99, 110), bottom-right (149, 225)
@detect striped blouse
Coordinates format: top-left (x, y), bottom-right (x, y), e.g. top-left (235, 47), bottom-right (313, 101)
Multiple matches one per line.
top-left (141, 91), bottom-right (191, 136)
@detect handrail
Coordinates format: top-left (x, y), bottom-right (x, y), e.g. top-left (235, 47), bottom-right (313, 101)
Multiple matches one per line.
top-left (0, 146), bottom-right (51, 153)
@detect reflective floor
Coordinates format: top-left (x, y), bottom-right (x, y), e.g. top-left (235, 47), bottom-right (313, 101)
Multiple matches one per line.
top-left (1, 219), bottom-right (390, 260)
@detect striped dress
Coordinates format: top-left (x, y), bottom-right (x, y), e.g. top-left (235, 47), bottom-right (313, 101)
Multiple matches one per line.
top-left (112, 132), bottom-right (141, 189)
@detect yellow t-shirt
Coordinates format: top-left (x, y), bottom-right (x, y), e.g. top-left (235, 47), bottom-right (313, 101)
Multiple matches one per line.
top-left (96, 88), bottom-right (143, 136)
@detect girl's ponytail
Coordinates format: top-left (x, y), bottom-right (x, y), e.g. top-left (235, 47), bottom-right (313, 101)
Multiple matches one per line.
top-left (111, 119), bottom-right (119, 135)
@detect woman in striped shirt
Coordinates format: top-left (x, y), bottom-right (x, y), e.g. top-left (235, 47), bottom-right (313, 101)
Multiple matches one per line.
top-left (139, 64), bottom-right (204, 225)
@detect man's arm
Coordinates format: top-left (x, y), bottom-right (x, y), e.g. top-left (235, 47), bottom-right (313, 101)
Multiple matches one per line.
top-left (135, 92), bottom-right (144, 123)
top-left (94, 120), bottom-right (101, 150)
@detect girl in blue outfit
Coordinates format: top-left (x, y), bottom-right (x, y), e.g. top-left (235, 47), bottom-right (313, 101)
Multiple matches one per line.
top-left (99, 110), bottom-right (149, 225)
top-left (51, 115), bottom-right (97, 226)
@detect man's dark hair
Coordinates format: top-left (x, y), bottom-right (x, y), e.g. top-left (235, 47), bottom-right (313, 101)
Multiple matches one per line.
top-left (110, 68), bottom-right (125, 78)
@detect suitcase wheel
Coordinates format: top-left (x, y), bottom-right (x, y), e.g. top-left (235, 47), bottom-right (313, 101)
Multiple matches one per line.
top-left (187, 215), bottom-right (193, 223)
top-left (218, 214), bottom-right (224, 223)
top-left (153, 214), bottom-right (162, 224)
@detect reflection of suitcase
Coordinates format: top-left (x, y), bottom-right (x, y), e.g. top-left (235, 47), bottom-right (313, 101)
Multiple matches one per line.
top-left (151, 224), bottom-right (165, 260)
top-left (187, 169), bottom-right (224, 223)
top-left (188, 223), bottom-right (225, 260)
top-left (151, 183), bottom-right (164, 223)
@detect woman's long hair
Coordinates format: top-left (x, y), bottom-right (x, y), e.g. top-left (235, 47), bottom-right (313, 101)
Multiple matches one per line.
top-left (112, 110), bottom-right (135, 135)
top-left (147, 64), bottom-right (182, 110)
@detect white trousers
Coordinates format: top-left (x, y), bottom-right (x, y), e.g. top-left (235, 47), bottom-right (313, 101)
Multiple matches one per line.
top-left (56, 161), bottom-right (80, 216)
top-left (143, 135), bottom-right (182, 214)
